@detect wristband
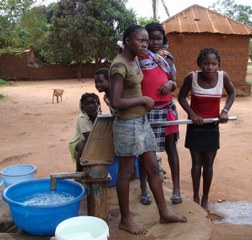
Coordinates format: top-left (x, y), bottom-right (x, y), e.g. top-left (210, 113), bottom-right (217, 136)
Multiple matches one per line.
top-left (222, 108), bottom-right (229, 113)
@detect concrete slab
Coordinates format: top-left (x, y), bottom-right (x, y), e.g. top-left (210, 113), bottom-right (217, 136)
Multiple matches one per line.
top-left (105, 180), bottom-right (212, 240)
top-left (0, 180), bottom-right (212, 240)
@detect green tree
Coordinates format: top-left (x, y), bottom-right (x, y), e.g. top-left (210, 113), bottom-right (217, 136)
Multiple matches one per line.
top-left (0, 15), bottom-right (12, 48)
top-left (0, 0), bottom-right (35, 23)
top-left (44, 2), bottom-right (58, 24)
top-left (0, 0), bottom-right (41, 52)
top-left (210, 0), bottom-right (252, 27)
top-left (15, 6), bottom-right (48, 51)
top-left (82, 0), bottom-right (136, 63)
top-left (137, 17), bottom-right (154, 26)
top-left (48, 0), bottom-right (136, 80)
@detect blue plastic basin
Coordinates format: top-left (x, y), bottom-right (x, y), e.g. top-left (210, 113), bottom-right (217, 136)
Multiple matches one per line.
top-left (2, 178), bottom-right (86, 236)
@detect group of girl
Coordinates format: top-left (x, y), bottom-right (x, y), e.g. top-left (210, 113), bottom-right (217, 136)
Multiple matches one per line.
top-left (69, 22), bottom-right (235, 235)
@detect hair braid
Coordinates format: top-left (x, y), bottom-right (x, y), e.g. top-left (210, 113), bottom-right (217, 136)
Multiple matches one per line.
top-left (80, 92), bottom-right (102, 113)
top-left (197, 48), bottom-right (221, 67)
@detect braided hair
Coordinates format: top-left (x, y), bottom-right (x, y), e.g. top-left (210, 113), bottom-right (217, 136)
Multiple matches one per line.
top-left (80, 92), bottom-right (102, 113)
top-left (197, 48), bottom-right (221, 67)
top-left (123, 24), bottom-right (146, 45)
top-left (145, 22), bottom-right (168, 46)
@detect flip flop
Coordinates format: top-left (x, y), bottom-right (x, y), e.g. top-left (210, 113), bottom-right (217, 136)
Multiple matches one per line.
top-left (170, 194), bottom-right (183, 204)
top-left (159, 169), bottom-right (168, 184)
top-left (140, 193), bottom-right (152, 205)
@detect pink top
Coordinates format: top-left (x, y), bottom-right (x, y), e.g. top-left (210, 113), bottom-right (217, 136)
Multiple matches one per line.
top-left (140, 52), bottom-right (172, 102)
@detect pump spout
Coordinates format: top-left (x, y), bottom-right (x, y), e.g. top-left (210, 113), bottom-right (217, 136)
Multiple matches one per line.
top-left (50, 172), bottom-right (85, 191)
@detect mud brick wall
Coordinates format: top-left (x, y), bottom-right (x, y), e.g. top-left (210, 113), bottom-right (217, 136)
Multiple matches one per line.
top-left (0, 53), bottom-right (109, 81)
top-left (167, 33), bottom-right (251, 96)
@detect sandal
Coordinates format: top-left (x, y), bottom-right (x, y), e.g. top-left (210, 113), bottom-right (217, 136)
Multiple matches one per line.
top-left (157, 157), bottom-right (168, 184)
top-left (159, 169), bottom-right (168, 184)
top-left (170, 194), bottom-right (183, 204)
top-left (140, 193), bottom-right (152, 205)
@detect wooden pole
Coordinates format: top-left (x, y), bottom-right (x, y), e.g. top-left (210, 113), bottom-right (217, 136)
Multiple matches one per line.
top-left (85, 165), bottom-right (108, 220)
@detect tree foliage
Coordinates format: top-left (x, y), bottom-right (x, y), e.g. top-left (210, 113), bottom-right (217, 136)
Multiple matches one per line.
top-left (16, 6), bottom-right (48, 50)
top-left (137, 17), bottom-right (155, 26)
top-left (0, 0), bottom-right (35, 23)
top-left (210, 0), bottom-right (252, 27)
top-left (0, 0), bottom-right (34, 49)
top-left (82, 0), bottom-right (136, 63)
top-left (0, 14), bottom-right (12, 48)
top-left (0, 0), bottom-right (49, 55)
top-left (47, 0), bottom-right (136, 64)
top-left (46, 0), bottom-right (136, 79)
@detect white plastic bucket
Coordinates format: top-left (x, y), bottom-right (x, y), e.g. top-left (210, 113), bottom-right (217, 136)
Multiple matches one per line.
top-left (55, 216), bottom-right (109, 240)
top-left (0, 164), bottom-right (37, 188)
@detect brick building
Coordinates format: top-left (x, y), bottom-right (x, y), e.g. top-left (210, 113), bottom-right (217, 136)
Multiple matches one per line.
top-left (162, 4), bottom-right (252, 96)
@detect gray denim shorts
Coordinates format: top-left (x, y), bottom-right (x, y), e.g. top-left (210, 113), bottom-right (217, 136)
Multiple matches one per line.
top-left (113, 115), bottom-right (157, 156)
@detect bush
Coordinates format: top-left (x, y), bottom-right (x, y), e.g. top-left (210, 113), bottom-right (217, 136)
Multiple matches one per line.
top-left (0, 79), bottom-right (7, 99)
top-left (0, 79), bottom-right (8, 87)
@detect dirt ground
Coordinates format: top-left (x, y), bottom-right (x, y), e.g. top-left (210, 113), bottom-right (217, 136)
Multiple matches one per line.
top-left (0, 79), bottom-right (252, 239)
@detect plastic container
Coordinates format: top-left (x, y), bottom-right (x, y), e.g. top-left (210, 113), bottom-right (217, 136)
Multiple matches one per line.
top-left (55, 216), bottom-right (109, 240)
top-left (107, 156), bottom-right (139, 187)
top-left (0, 164), bottom-right (37, 188)
top-left (107, 157), bottom-right (119, 187)
top-left (2, 178), bottom-right (86, 236)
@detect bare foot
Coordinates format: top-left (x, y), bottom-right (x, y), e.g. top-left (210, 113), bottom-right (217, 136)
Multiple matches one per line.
top-left (119, 216), bottom-right (148, 235)
top-left (160, 213), bottom-right (187, 224)
top-left (193, 196), bottom-right (200, 204)
top-left (201, 198), bottom-right (209, 212)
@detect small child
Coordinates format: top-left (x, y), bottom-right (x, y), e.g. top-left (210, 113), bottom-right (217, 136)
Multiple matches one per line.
top-left (94, 68), bottom-right (116, 115)
top-left (178, 47), bottom-right (235, 211)
top-left (69, 92), bottom-right (101, 172)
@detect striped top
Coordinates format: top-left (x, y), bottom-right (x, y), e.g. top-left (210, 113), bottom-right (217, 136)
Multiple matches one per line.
top-left (191, 71), bottom-right (223, 118)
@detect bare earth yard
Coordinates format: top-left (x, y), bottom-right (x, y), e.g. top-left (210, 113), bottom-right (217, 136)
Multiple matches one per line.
top-left (0, 79), bottom-right (252, 239)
